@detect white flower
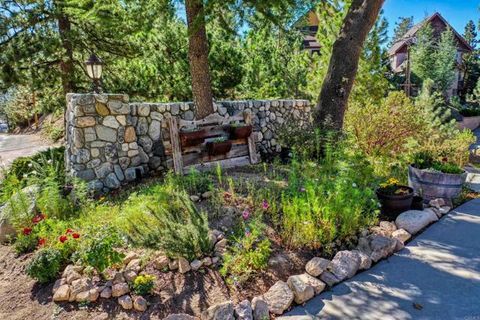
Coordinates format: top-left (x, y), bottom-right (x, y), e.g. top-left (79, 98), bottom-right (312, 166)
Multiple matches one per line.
top-left (22, 174), bottom-right (28, 178)
top-left (31, 171), bottom-right (37, 175)
top-left (352, 183), bottom-right (357, 188)
top-left (47, 159), bottom-right (53, 164)
top-left (27, 163), bottom-right (32, 168)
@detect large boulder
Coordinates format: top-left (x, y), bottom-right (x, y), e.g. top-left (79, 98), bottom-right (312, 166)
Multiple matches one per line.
top-left (287, 275), bottom-right (314, 304)
top-left (263, 281), bottom-right (294, 315)
top-left (369, 235), bottom-right (397, 263)
top-left (328, 251), bottom-right (361, 281)
top-left (0, 185), bottom-right (39, 243)
top-left (305, 257), bottom-right (330, 277)
top-left (395, 210), bottom-right (438, 235)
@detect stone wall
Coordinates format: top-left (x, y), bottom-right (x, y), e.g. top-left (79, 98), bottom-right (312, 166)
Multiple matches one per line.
top-left (65, 93), bottom-right (311, 193)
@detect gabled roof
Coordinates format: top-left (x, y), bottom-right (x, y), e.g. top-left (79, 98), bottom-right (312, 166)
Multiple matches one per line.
top-left (388, 12), bottom-right (473, 56)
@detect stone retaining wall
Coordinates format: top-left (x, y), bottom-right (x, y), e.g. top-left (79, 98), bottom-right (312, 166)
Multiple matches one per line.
top-left (65, 93), bottom-right (311, 193)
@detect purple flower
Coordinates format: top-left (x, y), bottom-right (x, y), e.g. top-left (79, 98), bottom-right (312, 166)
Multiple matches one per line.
top-left (262, 199), bottom-right (269, 210)
top-left (242, 209), bottom-right (250, 220)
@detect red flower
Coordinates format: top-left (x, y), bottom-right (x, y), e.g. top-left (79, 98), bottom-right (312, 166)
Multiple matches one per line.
top-left (59, 235), bottom-right (68, 243)
top-left (38, 238), bottom-right (46, 247)
top-left (72, 233), bottom-right (80, 239)
top-left (66, 228), bottom-right (73, 234)
top-left (32, 214), bottom-right (46, 224)
top-left (23, 227), bottom-right (32, 236)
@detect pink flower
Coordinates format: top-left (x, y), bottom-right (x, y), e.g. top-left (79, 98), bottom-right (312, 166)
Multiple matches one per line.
top-left (262, 199), bottom-right (269, 210)
top-left (242, 210), bottom-right (250, 220)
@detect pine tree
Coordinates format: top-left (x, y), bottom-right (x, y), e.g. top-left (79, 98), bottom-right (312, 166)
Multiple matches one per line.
top-left (391, 16), bottom-right (413, 44)
top-left (462, 20), bottom-right (480, 99)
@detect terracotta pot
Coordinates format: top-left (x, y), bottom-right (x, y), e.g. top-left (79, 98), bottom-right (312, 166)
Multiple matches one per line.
top-left (180, 129), bottom-right (206, 147)
top-left (229, 125), bottom-right (253, 139)
top-left (376, 186), bottom-right (414, 220)
top-left (206, 140), bottom-right (232, 156)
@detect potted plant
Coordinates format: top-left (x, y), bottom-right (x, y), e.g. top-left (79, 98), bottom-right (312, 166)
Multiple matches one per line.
top-left (206, 137), bottom-right (232, 156)
top-left (376, 178), bottom-right (414, 219)
top-left (409, 152), bottom-right (466, 201)
top-left (229, 123), bottom-right (253, 139)
top-left (179, 127), bottom-right (206, 147)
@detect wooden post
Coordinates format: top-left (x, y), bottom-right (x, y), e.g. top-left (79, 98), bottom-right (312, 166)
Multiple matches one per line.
top-left (169, 117), bottom-right (184, 174)
top-left (244, 111), bottom-right (259, 164)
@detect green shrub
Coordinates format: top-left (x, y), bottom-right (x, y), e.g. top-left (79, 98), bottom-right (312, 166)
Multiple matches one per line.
top-left (75, 226), bottom-right (125, 273)
top-left (133, 274), bottom-right (155, 295)
top-left (26, 248), bottom-right (63, 283)
top-left (220, 216), bottom-right (271, 284)
top-left (412, 152), bottom-right (464, 174)
top-left (117, 185), bottom-right (210, 260)
top-left (267, 142), bottom-right (379, 250)
top-left (14, 231), bottom-right (38, 254)
top-left (166, 170), bottom-right (213, 195)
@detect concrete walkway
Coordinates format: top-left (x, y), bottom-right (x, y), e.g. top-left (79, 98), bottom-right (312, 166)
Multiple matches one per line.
top-left (284, 199), bottom-right (480, 320)
top-left (0, 134), bottom-right (52, 167)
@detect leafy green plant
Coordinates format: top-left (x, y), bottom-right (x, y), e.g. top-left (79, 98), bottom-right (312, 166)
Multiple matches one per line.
top-left (117, 185), bottom-right (210, 260)
top-left (75, 226), bottom-right (125, 273)
top-left (166, 170), bottom-right (213, 195)
top-left (26, 248), bottom-right (63, 283)
top-left (220, 216), bottom-right (271, 284)
top-left (132, 274), bottom-right (156, 295)
top-left (14, 229), bottom-right (38, 254)
top-left (412, 151), bottom-right (464, 174)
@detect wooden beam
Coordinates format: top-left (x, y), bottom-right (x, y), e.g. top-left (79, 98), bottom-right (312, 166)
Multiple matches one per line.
top-left (244, 111), bottom-right (259, 164)
top-left (169, 117), bottom-right (184, 174)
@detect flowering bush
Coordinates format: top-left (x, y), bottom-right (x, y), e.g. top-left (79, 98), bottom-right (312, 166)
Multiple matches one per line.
top-left (377, 178), bottom-right (411, 196)
top-left (26, 248), bottom-right (63, 283)
top-left (133, 274), bottom-right (156, 295)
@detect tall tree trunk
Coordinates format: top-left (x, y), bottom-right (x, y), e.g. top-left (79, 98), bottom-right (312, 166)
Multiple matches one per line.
top-left (314, 0), bottom-right (384, 130)
top-left (57, 12), bottom-right (76, 95)
top-left (185, 0), bottom-right (214, 119)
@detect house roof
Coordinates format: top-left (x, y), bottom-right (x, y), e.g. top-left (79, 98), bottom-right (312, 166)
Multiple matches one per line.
top-left (388, 12), bottom-right (473, 56)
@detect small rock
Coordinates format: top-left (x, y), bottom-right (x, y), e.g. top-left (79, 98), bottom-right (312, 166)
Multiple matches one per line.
top-left (124, 270), bottom-right (137, 282)
top-left (112, 271), bottom-right (125, 285)
top-left (201, 301), bottom-right (234, 320)
top-left (118, 295), bottom-right (133, 310)
top-left (123, 252), bottom-right (139, 265)
top-left (75, 288), bottom-right (99, 302)
top-left (305, 257), bottom-right (330, 277)
top-left (202, 257), bottom-right (213, 267)
top-left (395, 210), bottom-right (438, 235)
top-left (126, 258), bottom-right (142, 273)
top-left (429, 198), bottom-right (445, 209)
top-left (112, 283), bottom-right (130, 297)
top-left (251, 296), bottom-right (269, 320)
top-left (178, 257), bottom-right (191, 274)
top-left (212, 257), bottom-right (220, 265)
top-left (190, 195), bottom-right (200, 202)
top-left (369, 235), bottom-right (397, 262)
top-left (100, 287), bottom-right (112, 299)
top-left (352, 250), bottom-right (372, 270)
top-left (394, 238), bottom-right (405, 252)
top-left (296, 273), bottom-right (326, 295)
top-left (234, 300), bottom-right (253, 320)
top-left (154, 255), bottom-right (170, 270)
top-left (53, 284), bottom-right (71, 302)
top-left (169, 259), bottom-right (179, 270)
top-left (134, 296), bottom-right (148, 312)
top-left (190, 259), bottom-right (203, 271)
top-left (328, 251), bottom-right (361, 281)
top-left (287, 275), bottom-right (314, 304)
top-left (426, 207), bottom-right (442, 218)
top-left (263, 281), bottom-right (294, 315)
top-left (214, 238), bottom-right (228, 256)
top-left (69, 278), bottom-right (92, 302)
top-left (202, 191), bottom-right (213, 199)
top-left (53, 278), bottom-right (66, 293)
top-left (319, 271), bottom-right (340, 287)
top-left (392, 229), bottom-right (411, 244)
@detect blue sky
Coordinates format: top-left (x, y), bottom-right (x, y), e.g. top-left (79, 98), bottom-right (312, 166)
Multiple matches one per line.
top-left (383, 0), bottom-right (479, 39)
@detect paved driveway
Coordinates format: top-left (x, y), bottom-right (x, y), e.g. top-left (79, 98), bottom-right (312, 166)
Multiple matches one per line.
top-left (0, 134), bottom-right (53, 167)
top-left (284, 199), bottom-right (480, 320)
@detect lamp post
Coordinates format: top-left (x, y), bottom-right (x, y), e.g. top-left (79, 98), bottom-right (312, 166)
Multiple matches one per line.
top-left (85, 53), bottom-right (103, 93)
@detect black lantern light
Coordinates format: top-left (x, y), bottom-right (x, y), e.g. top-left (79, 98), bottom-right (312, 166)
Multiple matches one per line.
top-left (85, 53), bottom-right (103, 93)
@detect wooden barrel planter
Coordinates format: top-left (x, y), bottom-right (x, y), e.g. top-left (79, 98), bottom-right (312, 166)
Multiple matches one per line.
top-left (376, 186), bottom-right (414, 220)
top-left (408, 165), bottom-right (467, 201)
